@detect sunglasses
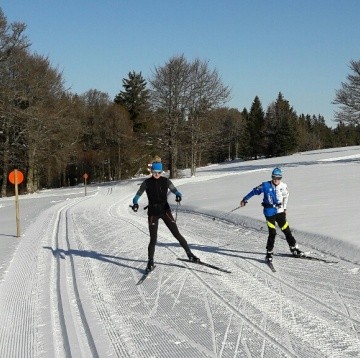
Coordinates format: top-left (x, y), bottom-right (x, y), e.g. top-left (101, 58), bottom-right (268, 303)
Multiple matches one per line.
top-left (272, 176), bottom-right (282, 180)
top-left (152, 171), bottom-right (162, 175)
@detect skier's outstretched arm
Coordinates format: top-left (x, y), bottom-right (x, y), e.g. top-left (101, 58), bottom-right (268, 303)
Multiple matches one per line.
top-left (240, 184), bottom-right (263, 207)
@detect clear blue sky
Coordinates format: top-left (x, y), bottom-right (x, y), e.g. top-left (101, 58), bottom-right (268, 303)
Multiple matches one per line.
top-left (2, 0), bottom-right (359, 127)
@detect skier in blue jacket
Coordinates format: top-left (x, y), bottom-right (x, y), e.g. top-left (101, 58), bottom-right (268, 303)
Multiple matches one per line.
top-left (131, 161), bottom-right (200, 272)
top-left (240, 168), bottom-right (303, 262)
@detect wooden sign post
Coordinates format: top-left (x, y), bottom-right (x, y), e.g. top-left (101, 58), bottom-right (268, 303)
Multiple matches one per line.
top-left (83, 173), bottom-right (88, 196)
top-left (8, 169), bottom-right (24, 238)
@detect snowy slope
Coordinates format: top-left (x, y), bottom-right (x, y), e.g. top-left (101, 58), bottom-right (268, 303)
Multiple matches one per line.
top-left (0, 146), bottom-right (359, 357)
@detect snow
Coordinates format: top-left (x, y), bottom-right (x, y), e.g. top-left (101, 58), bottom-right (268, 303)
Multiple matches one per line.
top-left (0, 146), bottom-right (359, 357)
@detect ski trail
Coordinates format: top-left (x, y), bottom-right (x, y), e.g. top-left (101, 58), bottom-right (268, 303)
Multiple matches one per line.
top-left (148, 265), bottom-right (163, 318)
top-left (105, 188), bottom-right (360, 357)
top-left (170, 211), bottom-right (360, 356)
top-left (49, 198), bottom-right (99, 357)
top-left (172, 274), bottom-right (188, 310)
top-left (179, 211), bottom-right (360, 328)
top-left (218, 309), bottom-right (236, 357)
top-left (134, 266), bottom-right (152, 307)
top-left (332, 288), bottom-right (359, 339)
top-left (203, 290), bottom-right (218, 356)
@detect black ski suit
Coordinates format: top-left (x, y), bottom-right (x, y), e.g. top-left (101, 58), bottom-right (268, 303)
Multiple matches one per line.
top-left (134, 176), bottom-right (191, 261)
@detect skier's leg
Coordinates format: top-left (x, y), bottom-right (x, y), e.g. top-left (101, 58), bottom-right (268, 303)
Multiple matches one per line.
top-left (148, 215), bottom-right (159, 261)
top-left (265, 215), bottom-right (277, 252)
top-left (162, 211), bottom-right (199, 260)
top-left (276, 212), bottom-right (296, 247)
top-left (162, 211), bottom-right (190, 250)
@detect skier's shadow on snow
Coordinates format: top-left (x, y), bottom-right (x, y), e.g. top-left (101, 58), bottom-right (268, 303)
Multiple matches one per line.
top-left (157, 242), bottom-right (266, 264)
top-left (43, 246), bottom-right (146, 273)
top-left (43, 246), bottom-right (208, 274)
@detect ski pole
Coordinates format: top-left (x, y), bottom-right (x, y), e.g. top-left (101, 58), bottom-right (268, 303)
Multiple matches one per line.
top-left (229, 205), bottom-right (241, 213)
top-left (175, 202), bottom-right (181, 222)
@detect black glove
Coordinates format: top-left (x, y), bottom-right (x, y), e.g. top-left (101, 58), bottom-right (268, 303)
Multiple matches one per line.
top-left (132, 204), bottom-right (139, 212)
top-left (175, 195), bottom-right (182, 203)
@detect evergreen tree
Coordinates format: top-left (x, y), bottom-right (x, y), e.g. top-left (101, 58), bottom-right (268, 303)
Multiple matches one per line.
top-left (264, 93), bottom-right (298, 157)
top-left (240, 108), bottom-right (252, 159)
top-left (246, 96), bottom-right (265, 159)
top-left (114, 71), bottom-right (150, 132)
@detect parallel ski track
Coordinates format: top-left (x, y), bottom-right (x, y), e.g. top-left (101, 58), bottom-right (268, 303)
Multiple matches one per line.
top-left (50, 198), bottom-right (99, 358)
top-left (70, 216), bottom-right (135, 357)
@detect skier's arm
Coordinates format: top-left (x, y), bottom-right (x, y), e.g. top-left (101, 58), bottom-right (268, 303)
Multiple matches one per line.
top-left (133, 181), bottom-right (147, 205)
top-left (241, 184), bottom-right (263, 206)
top-left (168, 179), bottom-right (182, 201)
top-left (282, 184), bottom-right (289, 210)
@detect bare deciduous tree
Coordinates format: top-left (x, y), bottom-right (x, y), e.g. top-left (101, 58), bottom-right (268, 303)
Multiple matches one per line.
top-left (333, 60), bottom-right (360, 125)
top-left (149, 55), bottom-right (191, 178)
top-left (19, 53), bottom-right (67, 192)
top-left (0, 8), bottom-right (29, 62)
top-left (149, 55), bottom-right (230, 177)
top-left (187, 59), bottom-right (230, 176)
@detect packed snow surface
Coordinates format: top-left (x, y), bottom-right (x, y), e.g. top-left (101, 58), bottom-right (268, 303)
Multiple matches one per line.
top-left (0, 146), bottom-right (359, 357)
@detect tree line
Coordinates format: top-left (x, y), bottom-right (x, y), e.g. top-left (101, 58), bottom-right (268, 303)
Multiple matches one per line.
top-left (1, 8), bottom-right (359, 196)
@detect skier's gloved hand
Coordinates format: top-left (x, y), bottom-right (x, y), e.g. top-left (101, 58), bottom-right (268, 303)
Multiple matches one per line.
top-left (240, 200), bottom-right (247, 207)
top-left (132, 195), bottom-right (140, 212)
top-left (175, 191), bottom-right (182, 202)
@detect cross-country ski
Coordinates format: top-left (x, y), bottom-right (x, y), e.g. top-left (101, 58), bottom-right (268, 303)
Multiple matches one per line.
top-left (265, 259), bottom-right (276, 272)
top-left (297, 255), bottom-right (339, 264)
top-left (177, 258), bottom-right (232, 273)
top-left (136, 265), bottom-right (156, 285)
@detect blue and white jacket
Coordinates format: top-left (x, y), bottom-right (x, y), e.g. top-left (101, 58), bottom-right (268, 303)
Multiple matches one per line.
top-left (243, 181), bottom-right (289, 217)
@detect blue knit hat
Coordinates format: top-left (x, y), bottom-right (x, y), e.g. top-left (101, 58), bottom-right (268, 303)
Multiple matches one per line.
top-left (271, 167), bottom-right (282, 178)
top-left (151, 162), bottom-right (163, 172)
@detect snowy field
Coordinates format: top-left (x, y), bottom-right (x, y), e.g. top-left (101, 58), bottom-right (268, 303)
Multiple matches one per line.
top-left (0, 145), bottom-right (359, 357)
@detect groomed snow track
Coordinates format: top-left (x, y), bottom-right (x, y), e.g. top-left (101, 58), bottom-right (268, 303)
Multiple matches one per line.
top-left (0, 184), bottom-right (359, 357)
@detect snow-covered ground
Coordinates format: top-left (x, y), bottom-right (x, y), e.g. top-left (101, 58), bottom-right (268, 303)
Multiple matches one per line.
top-left (0, 146), bottom-right (359, 357)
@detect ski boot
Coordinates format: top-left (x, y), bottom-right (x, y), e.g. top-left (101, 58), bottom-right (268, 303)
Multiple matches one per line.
top-left (290, 245), bottom-right (304, 258)
top-left (146, 259), bottom-right (155, 272)
top-left (187, 251), bottom-right (200, 263)
top-left (265, 251), bottom-right (273, 262)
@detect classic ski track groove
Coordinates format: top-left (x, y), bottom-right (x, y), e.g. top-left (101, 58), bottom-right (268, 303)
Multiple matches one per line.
top-left (70, 221), bottom-right (134, 357)
top-left (50, 198), bottom-right (100, 358)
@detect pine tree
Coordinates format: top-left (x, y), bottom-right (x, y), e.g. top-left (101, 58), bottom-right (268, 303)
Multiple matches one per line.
top-left (114, 71), bottom-right (150, 132)
top-left (246, 96), bottom-right (265, 159)
top-left (264, 93), bottom-right (298, 157)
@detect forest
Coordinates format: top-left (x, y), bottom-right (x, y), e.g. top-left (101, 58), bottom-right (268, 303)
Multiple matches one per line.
top-left (1, 8), bottom-right (359, 196)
